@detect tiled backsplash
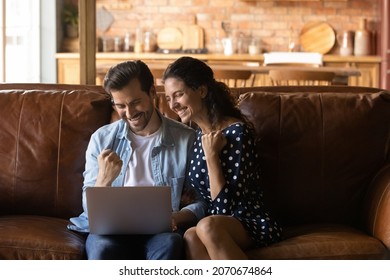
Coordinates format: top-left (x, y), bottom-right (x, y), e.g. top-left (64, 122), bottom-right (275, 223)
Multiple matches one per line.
top-left (95, 0), bottom-right (378, 54)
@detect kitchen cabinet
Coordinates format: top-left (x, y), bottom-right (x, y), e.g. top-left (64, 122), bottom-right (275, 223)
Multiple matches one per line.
top-left (57, 58), bottom-right (80, 85)
top-left (322, 55), bottom-right (381, 88)
top-left (56, 52), bottom-right (381, 88)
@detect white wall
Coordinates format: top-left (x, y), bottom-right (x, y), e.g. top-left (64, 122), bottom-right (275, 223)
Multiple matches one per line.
top-left (40, 0), bottom-right (57, 83)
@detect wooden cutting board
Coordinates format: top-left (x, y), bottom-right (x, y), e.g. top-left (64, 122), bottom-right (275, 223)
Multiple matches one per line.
top-left (299, 21), bottom-right (336, 54)
top-left (180, 25), bottom-right (204, 50)
top-left (157, 27), bottom-right (183, 50)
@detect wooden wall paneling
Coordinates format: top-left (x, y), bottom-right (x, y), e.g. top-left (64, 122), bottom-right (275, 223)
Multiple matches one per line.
top-left (79, 0), bottom-right (96, 85)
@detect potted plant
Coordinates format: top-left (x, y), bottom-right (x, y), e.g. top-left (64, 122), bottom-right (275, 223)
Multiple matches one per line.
top-left (63, 2), bottom-right (78, 38)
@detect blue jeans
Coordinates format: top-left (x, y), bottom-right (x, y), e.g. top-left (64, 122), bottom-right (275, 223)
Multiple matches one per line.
top-left (85, 232), bottom-right (184, 260)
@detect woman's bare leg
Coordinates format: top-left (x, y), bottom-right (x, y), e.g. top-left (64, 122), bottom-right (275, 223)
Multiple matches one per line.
top-left (195, 215), bottom-right (253, 260)
top-left (183, 226), bottom-right (210, 260)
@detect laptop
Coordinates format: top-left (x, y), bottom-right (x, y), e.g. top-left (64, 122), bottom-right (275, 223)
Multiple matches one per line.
top-left (86, 186), bottom-right (172, 235)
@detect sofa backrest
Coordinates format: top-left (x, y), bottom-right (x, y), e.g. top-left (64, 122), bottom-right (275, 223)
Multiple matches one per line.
top-left (0, 84), bottom-right (112, 219)
top-left (238, 86), bottom-right (390, 228)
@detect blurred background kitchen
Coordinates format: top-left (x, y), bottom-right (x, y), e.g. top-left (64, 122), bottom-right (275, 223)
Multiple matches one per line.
top-left (59, 0), bottom-right (378, 55)
top-left (55, 0), bottom-right (389, 89)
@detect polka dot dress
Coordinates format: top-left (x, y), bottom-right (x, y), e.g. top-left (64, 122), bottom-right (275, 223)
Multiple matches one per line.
top-left (189, 123), bottom-right (282, 247)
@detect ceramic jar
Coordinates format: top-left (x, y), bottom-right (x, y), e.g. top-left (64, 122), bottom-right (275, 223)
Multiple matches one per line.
top-left (354, 18), bottom-right (371, 56)
top-left (338, 31), bottom-right (354, 56)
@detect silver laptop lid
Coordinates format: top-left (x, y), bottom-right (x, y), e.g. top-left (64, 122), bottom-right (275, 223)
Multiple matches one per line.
top-left (86, 186), bottom-right (172, 235)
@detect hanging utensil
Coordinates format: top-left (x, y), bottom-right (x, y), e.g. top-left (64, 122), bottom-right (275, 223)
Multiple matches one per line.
top-left (221, 21), bottom-right (231, 37)
top-left (96, 6), bottom-right (114, 35)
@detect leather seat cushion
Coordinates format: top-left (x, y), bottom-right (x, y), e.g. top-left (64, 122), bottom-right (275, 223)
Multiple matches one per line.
top-left (0, 215), bottom-right (86, 259)
top-left (246, 224), bottom-right (389, 259)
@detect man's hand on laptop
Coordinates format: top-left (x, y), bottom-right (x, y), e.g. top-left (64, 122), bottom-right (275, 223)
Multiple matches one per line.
top-left (95, 149), bottom-right (123, 186)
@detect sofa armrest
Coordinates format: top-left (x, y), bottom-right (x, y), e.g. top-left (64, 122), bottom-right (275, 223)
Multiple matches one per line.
top-left (363, 164), bottom-right (390, 250)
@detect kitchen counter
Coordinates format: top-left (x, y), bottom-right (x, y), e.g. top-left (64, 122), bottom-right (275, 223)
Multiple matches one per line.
top-left (56, 52), bottom-right (381, 64)
top-left (56, 52), bottom-right (382, 87)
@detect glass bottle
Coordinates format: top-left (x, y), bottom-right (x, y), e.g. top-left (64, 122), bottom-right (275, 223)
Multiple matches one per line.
top-left (123, 31), bottom-right (132, 52)
top-left (114, 36), bottom-right (123, 52)
top-left (134, 28), bottom-right (144, 53)
top-left (143, 31), bottom-right (156, 52)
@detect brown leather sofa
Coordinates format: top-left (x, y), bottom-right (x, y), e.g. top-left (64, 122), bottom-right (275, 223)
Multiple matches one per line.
top-left (0, 83), bottom-right (389, 260)
top-left (238, 86), bottom-right (390, 259)
top-left (0, 84), bottom-right (112, 259)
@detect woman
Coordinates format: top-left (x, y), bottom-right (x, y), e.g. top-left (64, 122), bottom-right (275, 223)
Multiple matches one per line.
top-left (162, 57), bottom-right (282, 260)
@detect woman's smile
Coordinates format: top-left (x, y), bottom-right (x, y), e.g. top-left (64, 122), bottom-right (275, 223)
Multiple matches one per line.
top-left (176, 106), bottom-right (188, 117)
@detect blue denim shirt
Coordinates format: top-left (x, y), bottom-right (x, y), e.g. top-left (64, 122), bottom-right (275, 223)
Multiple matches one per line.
top-left (68, 112), bottom-right (207, 232)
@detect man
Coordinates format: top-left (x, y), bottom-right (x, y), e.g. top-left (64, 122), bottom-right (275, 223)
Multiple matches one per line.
top-left (68, 60), bottom-right (206, 260)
